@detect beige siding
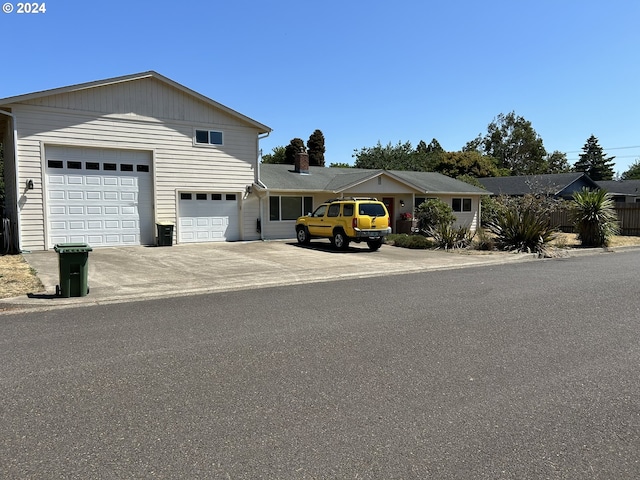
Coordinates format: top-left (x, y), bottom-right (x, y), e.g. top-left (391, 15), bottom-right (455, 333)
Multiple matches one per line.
top-left (23, 78), bottom-right (251, 128)
top-left (12, 99), bottom-right (261, 250)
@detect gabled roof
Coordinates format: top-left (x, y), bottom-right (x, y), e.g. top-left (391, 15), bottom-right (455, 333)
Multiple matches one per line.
top-left (0, 70), bottom-right (271, 133)
top-left (477, 173), bottom-right (598, 196)
top-left (597, 180), bottom-right (640, 196)
top-left (258, 164), bottom-right (489, 195)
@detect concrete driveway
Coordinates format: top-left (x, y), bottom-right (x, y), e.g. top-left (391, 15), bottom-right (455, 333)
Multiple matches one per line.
top-left (3, 240), bottom-right (536, 311)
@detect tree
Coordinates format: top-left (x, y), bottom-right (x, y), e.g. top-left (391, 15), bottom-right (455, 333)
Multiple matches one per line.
top-left (261, 146), bottom-right (287, 164)
top-left (416, 138), bottom-right (444, 171)
top-left (352, 139), bottom-right (443, 171)
top-left (573, 135), bottom-right (615, 181)
top-left (284, 138), bottom-right (306, 165)
top-left (433, 151), bottom-right (502, 178)
top-left (621, 159), bottom-right (640, 180)
top-left (329, 162), bottom-right (352, 168)
top-left (306, 129), bottom-right (325, 167)
top-left (545, 150), bottom-right (571, 173)
top-left (466, 112), bottom-right (548, 175)
top-left (352, 141), bottom-right (416, 170)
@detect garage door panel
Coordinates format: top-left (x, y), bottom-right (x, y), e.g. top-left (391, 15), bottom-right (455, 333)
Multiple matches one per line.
top-left (46, 146), bottom-right (154, 248)
top-left (178, 194), bottom-right (239, 243)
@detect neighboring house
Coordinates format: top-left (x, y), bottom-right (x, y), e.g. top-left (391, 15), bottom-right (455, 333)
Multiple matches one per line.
top-left (477, 173), bottom-right (599, 200)
top-left (0, 71), bottom-right (271, 251)
top-left (256, 155), bottom-right (489, 240)
top-left (596, 180), bottom-right (640, 204)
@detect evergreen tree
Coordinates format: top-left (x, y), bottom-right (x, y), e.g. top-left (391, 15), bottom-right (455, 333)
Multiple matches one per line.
top-left (284, 138), bottom-right (306, 165)
top-left (621, 159), bottom-right (640, 180)
top-left (574, 135), bottom-right (615, 181)
top-left (307, 129), bottom-right (325, 167)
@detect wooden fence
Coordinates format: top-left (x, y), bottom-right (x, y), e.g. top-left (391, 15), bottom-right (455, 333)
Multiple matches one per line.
top-left (549, 205), bottom-right (640, 236)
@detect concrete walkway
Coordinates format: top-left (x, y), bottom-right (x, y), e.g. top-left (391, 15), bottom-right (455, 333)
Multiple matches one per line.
top-left (1, 239), bottom-right (547, 312)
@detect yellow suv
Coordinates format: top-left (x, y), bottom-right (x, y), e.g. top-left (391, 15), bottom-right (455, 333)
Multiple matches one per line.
top-left (295, 197), bottom-right (391, 251)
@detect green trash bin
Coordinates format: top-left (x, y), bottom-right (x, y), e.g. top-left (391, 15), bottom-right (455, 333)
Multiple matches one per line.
top-left (156, 222), bottom-right (174, 246)
top-left (54, 243), bottom-right (92, 297)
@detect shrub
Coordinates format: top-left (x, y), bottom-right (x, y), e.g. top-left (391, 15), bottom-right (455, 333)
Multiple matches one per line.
top-left (570, 188), bottom-right (619, 247)
top-left (486, 202), bottom-right (557, 254)
top-left (415, 199), bottom-right (456, 233)
top-left (387, 234), bottom-right (434, 249)
top-left (473, 228), bottom-right (496, 251)
top-left (428, 223), bottom-right (474, 250)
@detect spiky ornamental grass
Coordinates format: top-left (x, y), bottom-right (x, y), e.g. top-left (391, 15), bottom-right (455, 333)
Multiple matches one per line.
top-left (570, 188), bottom-right (619, 247)
top-left (428, 223), bottom-right (474, 250)
top-left (486, 205), bottom-right (557, 254)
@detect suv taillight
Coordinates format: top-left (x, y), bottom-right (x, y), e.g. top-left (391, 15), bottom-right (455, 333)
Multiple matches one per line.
top-left (352, 218), bottom-right (358, 229)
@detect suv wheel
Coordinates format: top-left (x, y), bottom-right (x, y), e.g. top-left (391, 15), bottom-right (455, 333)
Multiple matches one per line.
top-left (332, 230), bottom-right (349, 250)
top-left (367, 239), bottom-right (383, 251)
top-left (296, 226), bottom-right (310, 245)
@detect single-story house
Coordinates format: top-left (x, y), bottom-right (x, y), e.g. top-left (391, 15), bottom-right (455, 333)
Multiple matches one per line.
top-left (1, 71), bottom-right (488, 252)
top-left (477, 173), bottom-right (599, 200)
top-left (256, 156), bottom-right (489, 239)
top-left (596, 180), bottom-right (640, 204)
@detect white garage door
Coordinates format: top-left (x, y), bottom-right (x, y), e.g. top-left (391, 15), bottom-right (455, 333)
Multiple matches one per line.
top-left (46, 146), bottom-right (154, 248)
top-left (178, 192), bottom-right (240, 243)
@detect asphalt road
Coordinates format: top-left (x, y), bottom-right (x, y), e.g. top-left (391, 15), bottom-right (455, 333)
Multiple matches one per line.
top-left (1, 251), bottom-right (639, 479)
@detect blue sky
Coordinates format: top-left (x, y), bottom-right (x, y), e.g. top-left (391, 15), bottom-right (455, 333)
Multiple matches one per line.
top-left (2, 0), bottom-right (640, 173)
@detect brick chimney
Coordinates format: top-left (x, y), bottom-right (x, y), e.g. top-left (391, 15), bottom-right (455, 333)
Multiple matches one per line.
top-left (294, 150), bottom-right (309, 174)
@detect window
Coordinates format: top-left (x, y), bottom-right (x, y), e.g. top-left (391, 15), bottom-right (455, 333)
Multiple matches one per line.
top-left (343, 203), bottom-right (354, 216)
top-left (360, 203), bottom-right (386, 216)
top-left (196, 193), bottom-right (208, 200)
top-left (327, 204), bottom-right (341, 217)
top-left (195, 129), bottom-right (224, 146)
top-left (269, 196), bottom-right (280, 221)
top-left (86, 162), bottom-right (100, 170)
top-left (137, 165), bottom-right (149, 172)
top-left (226, 194), bottom-right (237, 201)
top-left (181, 193), bottom-right (192, 200)
top-left (104, 163), bottom-right (117, 171)
top-left (269, 196), bottom-right (313, 221)
top-left (47, 160), bottom-right (63, 169)
top-left (452, 198), bottom-right (472, 212)
top-left (68, 161), bottom-right (81, 169)
top-left (120, 164), bottom-right (134, 171)
top-left (212, 194), bottom-right (222, 200)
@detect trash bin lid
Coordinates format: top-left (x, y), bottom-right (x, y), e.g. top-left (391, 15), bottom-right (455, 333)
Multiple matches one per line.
top-left (54, 243), bottom-right (93, 253)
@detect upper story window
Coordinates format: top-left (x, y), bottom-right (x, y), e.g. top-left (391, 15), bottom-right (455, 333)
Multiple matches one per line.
top-left (195, 129), bottom-right (224, 146)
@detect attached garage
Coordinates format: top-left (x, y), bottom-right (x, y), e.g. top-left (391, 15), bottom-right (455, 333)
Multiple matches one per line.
top-left (178, 192), bottom-right (240, 243)
top-left (45, 146), bottom-right (155, 248)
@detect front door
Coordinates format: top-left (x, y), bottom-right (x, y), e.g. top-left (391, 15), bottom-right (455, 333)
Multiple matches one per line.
top-left (382, 197), bottom-right (394, 231)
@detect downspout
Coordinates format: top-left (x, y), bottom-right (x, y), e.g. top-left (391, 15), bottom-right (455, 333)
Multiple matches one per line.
top-left (256, 132), bottom-right (270, 240)
top-left (0, 109), bottom-right (21, 253)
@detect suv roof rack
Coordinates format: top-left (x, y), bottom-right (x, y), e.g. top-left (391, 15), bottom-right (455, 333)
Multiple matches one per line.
top-left (326, 197), bottom-right (378, 203)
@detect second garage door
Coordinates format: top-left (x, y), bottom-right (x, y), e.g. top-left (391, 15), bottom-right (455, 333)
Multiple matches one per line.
top-left (178, 192), bottom-right (240, 243)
